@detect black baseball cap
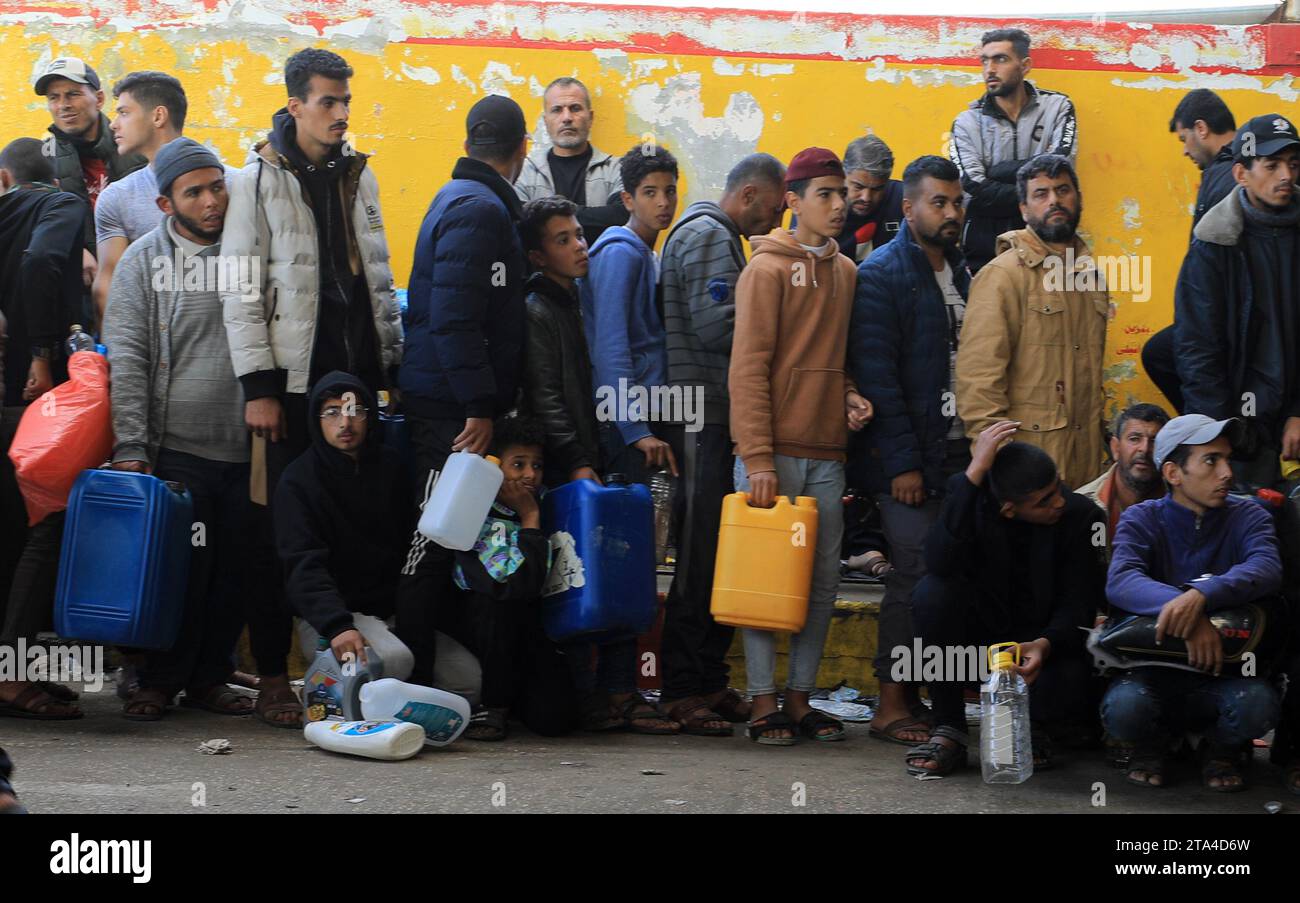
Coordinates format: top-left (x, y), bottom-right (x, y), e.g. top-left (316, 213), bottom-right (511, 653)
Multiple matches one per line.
top-left (466, 95), bottom-right (526, 146)
top-left (34, 57), bottom-right (101, 95)
top-left (1231, 113), bottom-right (1300, 163)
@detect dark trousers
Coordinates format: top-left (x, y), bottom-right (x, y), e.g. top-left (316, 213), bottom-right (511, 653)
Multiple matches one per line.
top-left (0, 511), bottom-right (63, 646)
top-left (562, 635), bottom-right (638, 697)
top-left (0, 406), bottom-right (29, 629)
top-left (1140, 326), bottom-right (1183, 414)
top-left (598, 421), bottom-right (652, 485)
top-left (394, 414), bottom-right (463, 686)
top-left (138, 450), bottom-right (252, 694)
top-left (911, 575), bottom-right (1094, 734)
top-left (1101, 669), bottom-right (1279, 752)
top-left (237, 391), bottom-right (309, 678)
top-left (659, 422), bottom-right (735, 700)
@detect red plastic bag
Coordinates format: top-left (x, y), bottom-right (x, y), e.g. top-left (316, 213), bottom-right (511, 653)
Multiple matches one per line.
top-left (8, 351), bottom-right (114, 525)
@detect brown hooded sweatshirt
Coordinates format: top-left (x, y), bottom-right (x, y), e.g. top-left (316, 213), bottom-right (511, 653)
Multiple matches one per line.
top-left (728, 228), bottom-right (858, 474)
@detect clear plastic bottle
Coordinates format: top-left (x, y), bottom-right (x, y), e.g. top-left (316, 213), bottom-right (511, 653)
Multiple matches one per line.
top-left (980, 642), bottom-right (1034, 784)
top-left (417, 452), bottom-right (503, 550)
top-left (647, 468), bottom-right (676, 565)
top-left (65, 324), bottom-right (95, 357)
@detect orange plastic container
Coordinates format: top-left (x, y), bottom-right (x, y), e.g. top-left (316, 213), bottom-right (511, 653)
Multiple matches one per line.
top-left (710, 492), bottom-right (819, 632)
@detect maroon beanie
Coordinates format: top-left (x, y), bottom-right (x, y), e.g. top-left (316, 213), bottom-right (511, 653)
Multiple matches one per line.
top-left (785, 147), bottom-right (845, 185)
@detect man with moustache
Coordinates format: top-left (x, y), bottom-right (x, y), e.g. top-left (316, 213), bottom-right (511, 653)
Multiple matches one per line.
top-left (514, 77), bottom-right (628, 244)
top-left (837, 135), bottom-right (904, 263)
top-left (956, 153), bottom-right (1109, 491)
top-left (949, 29), bottom-right (1077, 274)
top-left (1077, 403), bottom-right (1170, 543)
top-left (849, 155), bottom-right (972, 746)
top-left (1174, 113), bottom-right (1300, 490)
top-left (220, 47), bottom-right (402, 728)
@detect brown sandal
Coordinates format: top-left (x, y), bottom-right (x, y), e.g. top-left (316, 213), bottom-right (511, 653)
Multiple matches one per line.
top-left (255, 686), bottom-right (303, 729)
top-left (180, 684), bottom-right (254, 716)
top-left (0, 684), bottom-right (83, 720)
top-left (123, 687), bottom-right (170, 722)
top-left (616, 695), bottom-right (680, 735)
top-left (710, 688), bottom-right (752, 723)
top-left (665, 696), bottom-right (732, 736)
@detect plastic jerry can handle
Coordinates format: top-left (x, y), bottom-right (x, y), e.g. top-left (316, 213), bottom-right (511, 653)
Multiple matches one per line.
top-left (794, 495), bottom-right (818, 510)
top-left (163, 480), bottom-right (188, 495)
top-left (987, 641), bottom-right (1020, 670)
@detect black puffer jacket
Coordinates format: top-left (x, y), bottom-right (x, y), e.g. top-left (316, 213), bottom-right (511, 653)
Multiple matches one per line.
top-left (47, 114), bottom-right (146, 251)
top-left (273, 371), bottom-right (408, 640)
top-left (521, 272), bottom-right (601, 485)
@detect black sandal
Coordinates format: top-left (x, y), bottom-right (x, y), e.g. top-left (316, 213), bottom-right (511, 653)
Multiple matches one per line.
top-left (579, 693), bottom-right (622, 732)
top-left (904, 725), bottom-right (969, 777)
top-left (1125, 743), bottom-right (1167, 789)
top-left (748, 711), bottom-right (798, 746)
top-left (1201, 745), bottom-right (1248, 794)
top-left (799, 709), bottom-right (846, 742)
top-left (464, 706), bottom-right (509, 742)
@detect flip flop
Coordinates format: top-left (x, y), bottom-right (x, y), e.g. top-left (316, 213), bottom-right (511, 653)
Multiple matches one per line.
top-left (179, 684), bottom-right (254, 716)
top-left (255, 686), bottom-right (303, 729)
top-left (0, 684), bottom-right (84, 720)
top-left (748, 711), bottom-right (798, 746)
top-left (869, 715), bottom-right (931, 746)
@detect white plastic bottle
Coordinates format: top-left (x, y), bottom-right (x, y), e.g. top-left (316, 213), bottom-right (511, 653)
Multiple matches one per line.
top-left (417, 452), bottom-right (503, 550)
top-left (359, 678), bottom-right (470, 747)
top-left (303, 719), bottom-right (426, 761)
top-left (980, 642), bottom-right (1034, 784)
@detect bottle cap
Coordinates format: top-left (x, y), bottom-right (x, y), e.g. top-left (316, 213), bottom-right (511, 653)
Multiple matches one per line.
top-left (485, 455), bottom-right (500, 467)
top-left (987, 641), bottom-right (1020, 671)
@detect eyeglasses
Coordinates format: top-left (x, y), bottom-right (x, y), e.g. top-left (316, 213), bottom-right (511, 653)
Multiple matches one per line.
top-left (320, 405), bottom-right (369, 421)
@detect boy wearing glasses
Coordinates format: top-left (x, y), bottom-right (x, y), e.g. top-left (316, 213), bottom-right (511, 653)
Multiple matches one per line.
top-left (274, 371), bottom-right (482, 704)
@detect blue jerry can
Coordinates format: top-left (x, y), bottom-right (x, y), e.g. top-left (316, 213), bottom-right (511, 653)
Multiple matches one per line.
top-left (540, 476), bottom-right (657, 642)
top-left (55, 470), bottom-right (194, 650)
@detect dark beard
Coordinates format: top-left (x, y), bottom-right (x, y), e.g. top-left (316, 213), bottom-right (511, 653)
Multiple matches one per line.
top-left (919, 222), bottom-right (962, 249)
top-left (173, 208), bottom-right (221, 243)
top-left (987, 79), bottom-right (1021, 98)
top-left (1119, 463), bottom-right (1160, 497)
top-left (1028, 205), bottom-right (1080, 243)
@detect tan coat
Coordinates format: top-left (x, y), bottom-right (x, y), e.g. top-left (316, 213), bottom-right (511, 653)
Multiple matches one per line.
top-left (956, 225), bottom-right (1109, 489)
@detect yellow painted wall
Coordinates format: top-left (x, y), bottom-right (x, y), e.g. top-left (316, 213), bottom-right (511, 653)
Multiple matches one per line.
top-left (2, 23), bottom-right (1297, 416)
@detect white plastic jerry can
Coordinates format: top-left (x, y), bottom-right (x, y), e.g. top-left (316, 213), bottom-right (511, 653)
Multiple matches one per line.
top-left (417, 452), bottom-right (503, 550)
top-left (359, 678), bottom-right (471, 747)
top-left (303, 719), bottom-right (426, 761)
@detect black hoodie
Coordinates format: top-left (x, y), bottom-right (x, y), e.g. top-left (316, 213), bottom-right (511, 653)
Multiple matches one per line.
top-left (267, 110), bottom-right (383, 393)
top-left (273, 370), bottom-right (408, 640)
top-left (0, 184), bottom-right (85, 406)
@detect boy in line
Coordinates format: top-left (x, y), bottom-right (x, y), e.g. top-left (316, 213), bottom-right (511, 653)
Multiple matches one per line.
top-left (729, 147), bottom-right (874, 744)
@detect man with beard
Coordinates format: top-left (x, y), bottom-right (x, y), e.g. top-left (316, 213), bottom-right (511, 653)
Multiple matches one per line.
top-left (102, 139), bottom-right (255, 721)
top-left (1174, 113), bottom-right (1300, 490)
top-left (33, 57), bottom-right (147, 311)
top-left (956, 153), bottom-right (1109, 490)
top-left (1077, 403), bottom-right (1170, 543)
top-left (514, 77), bottom-right (628, 244)
top-left (848, 155), bottom-right (971, 746)
top-left (1143, 90), bottom-right (1238, 414)
top-left (949, 29), bottom-right (1077, 274)
top-left (221, 48), bottom-right (403, 728)
top-left (825, 136), bottom-right (904, 263)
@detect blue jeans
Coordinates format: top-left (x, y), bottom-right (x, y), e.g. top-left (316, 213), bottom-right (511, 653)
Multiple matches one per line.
top-left (734, 455), bottom-right (845, 697)
top-left (1101, 668), bottom-right (1279, 751)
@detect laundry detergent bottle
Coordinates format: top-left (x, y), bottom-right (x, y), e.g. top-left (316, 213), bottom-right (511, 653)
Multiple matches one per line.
top-left (359, 678), bottom-right (470, 746)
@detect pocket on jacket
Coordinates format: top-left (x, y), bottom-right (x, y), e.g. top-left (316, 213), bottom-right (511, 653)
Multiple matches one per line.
top-left (1008, 402), bottom-right (1068, 434)
top-left (1025, 301), bottom-right (1066, 345)
top-left (774, 368), bottom-right (846, 448)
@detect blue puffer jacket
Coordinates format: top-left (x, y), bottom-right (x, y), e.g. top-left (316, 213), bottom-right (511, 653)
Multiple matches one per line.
top-left (848, 221), bottom-right (970, 495)
top-left (399, 158), bottom-right (525, 420)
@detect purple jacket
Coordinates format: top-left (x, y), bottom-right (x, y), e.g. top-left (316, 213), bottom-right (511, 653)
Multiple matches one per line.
top-left (1107, 494), bottom-right (1282, 617)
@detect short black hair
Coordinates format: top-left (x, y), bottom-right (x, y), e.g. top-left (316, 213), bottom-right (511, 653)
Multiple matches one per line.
top-left (112, 71), bottom-right (187, 131)
top-left (285, 48), bottom-right (353, 100)
top-left (902, 154), bottom-right (960, 200)
top-left (981, 28), bottom-right (1030, 59)
top-left (989, 442), bottom-right (1059, 504)
top-left (1169, 89), bottom-right (1235, 134)
top-left (1112, 402), bottom-right (1170, 440)
top-left (1164, 443), bottom-right (1194, 473)
top-left (0, 137), bottom-right (54, 183)
top-left (491, 415), bottom-right (547, 457)
top-left (520, 195), bottom-right (579, 253)
top-left (543, 76), bottom-right (591, 107)
top-left (724, 152), bottom-right (786, 194)
top-left (1016, 153), bottom-right (1079, 204)
top-left (785, 178), bottom-right (811, 198)
top-left (620, 142), bottom-right (678, 195)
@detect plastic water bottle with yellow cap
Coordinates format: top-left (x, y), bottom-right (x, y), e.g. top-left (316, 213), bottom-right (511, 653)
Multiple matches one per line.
top-left (980, 642), bottom-right (1033, 784)
top-left (417, 451), bottom-right (503, 550)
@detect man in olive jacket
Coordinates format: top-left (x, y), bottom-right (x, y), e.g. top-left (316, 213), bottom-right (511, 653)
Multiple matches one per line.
top-left (956, 154), bottom-right (1108, 490)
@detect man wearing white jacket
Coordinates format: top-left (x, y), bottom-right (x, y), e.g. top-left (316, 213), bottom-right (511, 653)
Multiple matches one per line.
top-left (220, 47), bottom-right (402, 728)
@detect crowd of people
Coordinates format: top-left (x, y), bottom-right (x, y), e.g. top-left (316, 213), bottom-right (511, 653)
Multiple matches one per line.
top-left (2, 25), bottom-right (1299, 813)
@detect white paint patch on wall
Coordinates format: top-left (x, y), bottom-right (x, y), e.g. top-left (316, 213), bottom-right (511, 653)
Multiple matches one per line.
top-left (482, 61), bottom-right (526, 95)
top-left (713, 58), bottom-right (746, 76)
top-left (1120, 198), bottom-right (1143, 231)
top-left (400, 62), bottom-right (441, 85)
top-left (1114, 72), bottom-right (1299, 104)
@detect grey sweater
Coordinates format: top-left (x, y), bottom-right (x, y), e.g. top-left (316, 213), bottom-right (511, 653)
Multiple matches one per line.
top-left (103, 219), bottom-right (248, 466)
top-left (659, 201), bottom-right (746, 427)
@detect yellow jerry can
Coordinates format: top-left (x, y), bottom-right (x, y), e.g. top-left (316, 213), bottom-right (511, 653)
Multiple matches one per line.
top-left (710, 492), bottom-right (819, 632)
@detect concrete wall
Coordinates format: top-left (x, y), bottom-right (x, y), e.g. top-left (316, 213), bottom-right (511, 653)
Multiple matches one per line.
top-left (2, 1), bottom-right (1298, 415)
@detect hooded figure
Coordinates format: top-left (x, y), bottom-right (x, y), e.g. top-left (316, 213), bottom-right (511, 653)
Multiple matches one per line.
top-left (273, 370), bottom-right (409, 642)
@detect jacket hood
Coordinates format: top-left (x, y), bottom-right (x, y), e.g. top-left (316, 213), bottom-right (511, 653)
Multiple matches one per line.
top-left (749, 227), bottom-right (844, 291)
top-left (307, 370), bottom-right (380, 470)
top-left (1194, 188), bottom-right (1246, 247)
top-left (588, 222), bottom-right (652, 259)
